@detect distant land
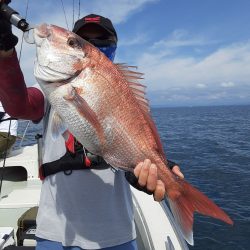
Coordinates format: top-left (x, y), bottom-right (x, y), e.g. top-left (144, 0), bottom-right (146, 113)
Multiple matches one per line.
top-left (151, 103), bottom-right (250, 108)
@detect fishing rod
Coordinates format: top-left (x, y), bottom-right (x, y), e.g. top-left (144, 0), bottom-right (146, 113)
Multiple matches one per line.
top-left (0, 0), bottom-right (29, 31)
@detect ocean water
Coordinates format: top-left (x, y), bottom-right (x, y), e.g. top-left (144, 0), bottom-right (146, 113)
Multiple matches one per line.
top-left (152, 105), bottom-right (250, 250)
top-left (16, 105), bottom-right (250, 250)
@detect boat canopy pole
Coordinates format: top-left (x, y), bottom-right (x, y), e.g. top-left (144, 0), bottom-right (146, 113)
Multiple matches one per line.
top-left (0, 2), bottom-right (29, 31)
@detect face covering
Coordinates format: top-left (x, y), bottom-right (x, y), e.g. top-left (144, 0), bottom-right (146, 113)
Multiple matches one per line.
top-left (96, 45), bottom-right (117, 62)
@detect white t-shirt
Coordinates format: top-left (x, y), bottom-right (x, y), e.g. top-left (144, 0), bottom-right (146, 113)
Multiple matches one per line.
top-left (35, 93), bottom-right (136, 249)
top-left (0, 101), bottom-right (18, 136)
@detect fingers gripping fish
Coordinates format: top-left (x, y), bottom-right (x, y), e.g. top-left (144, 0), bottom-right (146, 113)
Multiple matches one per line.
top-left (33, 23), bottom-right (233, 245)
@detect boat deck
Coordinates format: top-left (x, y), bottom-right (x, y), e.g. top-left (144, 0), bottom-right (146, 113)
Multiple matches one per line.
top-left (0, 145), bottom-right (189, 249)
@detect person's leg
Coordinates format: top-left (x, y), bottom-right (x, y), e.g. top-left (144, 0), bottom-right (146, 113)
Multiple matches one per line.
top-left (36, 238), bottom-right (137, 250)
top-left (36, 238), bottom-right (82, 250)
top-left (102, 240), bottom-right (138, 250)
top-left (36, 238), bottom-right (64, 250)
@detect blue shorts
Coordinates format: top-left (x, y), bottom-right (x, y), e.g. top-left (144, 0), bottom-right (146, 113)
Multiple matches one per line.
top-left (36, 238), bottom-right (138, 250)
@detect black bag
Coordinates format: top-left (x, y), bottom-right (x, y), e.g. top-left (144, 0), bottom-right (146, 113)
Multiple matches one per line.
top-left (0, 111), bottom-right (5, 121)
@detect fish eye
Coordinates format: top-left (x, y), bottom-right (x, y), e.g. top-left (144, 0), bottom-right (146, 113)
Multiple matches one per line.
top-left (67, 37), bottom-right (81, 48)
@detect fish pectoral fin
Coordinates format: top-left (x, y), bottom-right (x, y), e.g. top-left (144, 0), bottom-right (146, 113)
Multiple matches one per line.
top-left (51, 112), bottom-right (68, 140)
top-left (63, 87), bottom-right (105, 145)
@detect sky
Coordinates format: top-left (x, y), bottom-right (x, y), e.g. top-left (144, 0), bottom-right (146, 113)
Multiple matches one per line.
top-left (10, 0), bottom-right (250, 107)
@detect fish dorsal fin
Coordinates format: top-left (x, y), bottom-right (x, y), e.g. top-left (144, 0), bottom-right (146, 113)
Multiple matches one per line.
top-left (115, 63), bottom-right (166, 161)
top-left (115, 63), bottom-right (148, 112)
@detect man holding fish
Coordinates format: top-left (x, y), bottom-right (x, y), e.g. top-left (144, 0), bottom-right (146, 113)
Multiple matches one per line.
top-left (0, 2), bottom-right (184, 249)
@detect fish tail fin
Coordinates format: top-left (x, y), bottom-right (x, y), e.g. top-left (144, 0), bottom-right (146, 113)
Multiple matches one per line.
top-left (168, 179), bottom-right (233, 245)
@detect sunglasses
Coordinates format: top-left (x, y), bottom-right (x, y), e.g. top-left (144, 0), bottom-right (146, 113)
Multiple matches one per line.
top-left (82, 36), bottom-right (117, 47)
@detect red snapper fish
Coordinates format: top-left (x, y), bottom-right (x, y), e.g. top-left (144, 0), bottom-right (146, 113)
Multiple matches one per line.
top-left (33, 23), bottom-right (233, 245)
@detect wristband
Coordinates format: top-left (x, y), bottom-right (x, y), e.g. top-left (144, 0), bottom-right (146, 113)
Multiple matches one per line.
top-left (125, 171), bottom-right (153, 195)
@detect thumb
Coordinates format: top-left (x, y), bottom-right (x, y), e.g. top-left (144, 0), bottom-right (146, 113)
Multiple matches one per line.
top-left (172, 165), bottom-right (184, 179)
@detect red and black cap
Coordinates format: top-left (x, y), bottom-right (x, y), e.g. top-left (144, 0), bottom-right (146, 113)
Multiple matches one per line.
top-left (73, 14), bottom-right (118, 41)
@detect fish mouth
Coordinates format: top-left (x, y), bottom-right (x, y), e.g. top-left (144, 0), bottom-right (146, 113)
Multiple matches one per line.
top-left (33, 23), bottom-right (52, 47)
top-left (22, 24), bottom-right (49, 47)
top-left (33, 23), bottom-right (84, 82)
top-left (36, 23), bottom-right (51, 39)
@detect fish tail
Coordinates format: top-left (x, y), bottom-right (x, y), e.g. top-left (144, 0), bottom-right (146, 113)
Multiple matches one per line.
top-left (167, 179), bottom-right (233, 245)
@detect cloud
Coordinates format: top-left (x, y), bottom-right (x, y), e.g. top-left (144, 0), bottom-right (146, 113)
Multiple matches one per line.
top-left (16, 0), bottom-right (158, 26)
top-left (152, 29), bottom-right (217, 49)
top-left (75, 0), bottom-right (159, 24)
top-left (10, 1), bottom-right (250, 106)
top-left (221, 81), bottom-right (235, 88)
top-left (138, 42), bottom-right (250, 88)
top-left (11, 0), bottom-right (158, 86)
top-left (134, 40), bottom-right (250, 106)
top-left (196, 83), bottom-right (207, 89)
top-left (119, 33), bottom-right (149, 46)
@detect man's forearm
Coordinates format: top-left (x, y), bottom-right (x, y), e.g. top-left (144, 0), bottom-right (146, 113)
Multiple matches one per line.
top-left (0, 49), bottom-right (44, 121)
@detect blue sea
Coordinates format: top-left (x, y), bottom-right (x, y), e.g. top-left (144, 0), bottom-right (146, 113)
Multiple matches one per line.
top-left (16, 105), bottom-right (250, 250)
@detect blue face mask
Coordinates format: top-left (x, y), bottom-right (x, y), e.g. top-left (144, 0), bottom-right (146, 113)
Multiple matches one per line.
top-left (97, 45), bottom-right (117, 62)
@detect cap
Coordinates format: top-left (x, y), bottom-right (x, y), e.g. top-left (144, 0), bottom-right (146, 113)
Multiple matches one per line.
top-left (73, 14), bottom-right (118, 41)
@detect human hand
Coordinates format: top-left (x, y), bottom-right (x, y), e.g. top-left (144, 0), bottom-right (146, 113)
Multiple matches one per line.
top-left (171, 164), bottom-right (184, 179)
top-left (0, 0), bottom-right (18, 51)
top-left (134, 159), bottom-right (165, 201)
top-left (134, 159), bottom-right (184, 202)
